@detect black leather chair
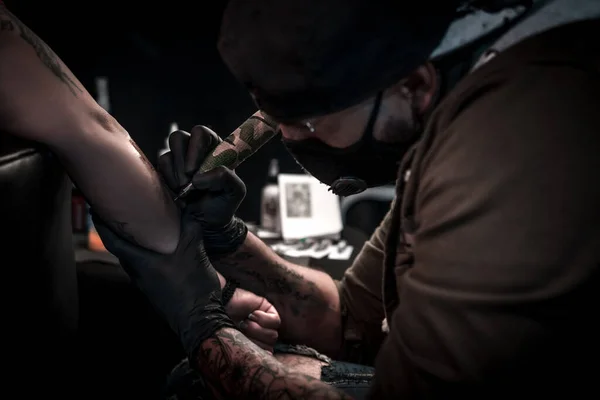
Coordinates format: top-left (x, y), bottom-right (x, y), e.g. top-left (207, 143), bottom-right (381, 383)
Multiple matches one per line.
top-left (0, 134), bottom-right (78, 394)
top-left (341, 186), bottom-right (395, 238)
top-left (0, 134), bottom-right (182, 398)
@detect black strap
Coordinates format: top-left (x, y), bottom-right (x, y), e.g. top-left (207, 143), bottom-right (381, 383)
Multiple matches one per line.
top-left (221, 279), bottom-right (238, 306)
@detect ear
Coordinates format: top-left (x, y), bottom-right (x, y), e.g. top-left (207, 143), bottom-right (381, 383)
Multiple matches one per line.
top-left (401, 62), bottom-right (438, 114)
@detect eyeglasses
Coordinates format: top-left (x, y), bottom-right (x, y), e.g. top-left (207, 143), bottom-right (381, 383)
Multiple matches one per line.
top-left (289, 91), bottom-right (382, 136)
top-left (304, 121), bottom-right (316, 133)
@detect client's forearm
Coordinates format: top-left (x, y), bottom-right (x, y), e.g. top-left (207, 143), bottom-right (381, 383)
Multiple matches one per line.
top-left (213, 232), bottom-right (343, 355)
top-left (0, 6), bottom-right (179, 253)
top-left (51, 115), bottom-right (180, 254)
top-left (197, 328), bottom-right (352, 400)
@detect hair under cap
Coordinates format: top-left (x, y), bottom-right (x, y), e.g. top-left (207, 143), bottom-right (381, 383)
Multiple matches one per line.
top-left (218, 0), bottom-right (462, 121)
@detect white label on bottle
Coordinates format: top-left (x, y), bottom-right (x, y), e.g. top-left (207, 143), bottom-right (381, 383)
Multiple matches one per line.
top-left (261, 184), bottom-right (281, 232)
top-left (95, 77), bottom-right (111, 112)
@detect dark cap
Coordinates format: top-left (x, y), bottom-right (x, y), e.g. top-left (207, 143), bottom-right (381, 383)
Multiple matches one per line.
top-left (218, 0), bottom-right (461, 121)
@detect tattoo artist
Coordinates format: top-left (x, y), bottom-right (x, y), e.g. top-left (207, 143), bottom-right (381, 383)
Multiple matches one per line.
top-left (93, 0), bottom-right (600, 399)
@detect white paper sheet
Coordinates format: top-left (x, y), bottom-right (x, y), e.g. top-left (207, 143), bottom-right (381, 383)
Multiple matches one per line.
top-left (278, 174), bottom-right (343, 240)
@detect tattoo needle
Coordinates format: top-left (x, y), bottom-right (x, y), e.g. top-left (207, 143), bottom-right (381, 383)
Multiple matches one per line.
top-left (174, 183), bottom-right (193, 202)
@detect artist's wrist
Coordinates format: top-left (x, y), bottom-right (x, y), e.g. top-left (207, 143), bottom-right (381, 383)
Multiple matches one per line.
top-left (221, 279), bottom-right (238, 306)
top-left (203, 217), bottom-right (248, 259)
top-left (194, 326), bottom-right (238, 366)
top-left (183, 311), bottom-right (236, 364)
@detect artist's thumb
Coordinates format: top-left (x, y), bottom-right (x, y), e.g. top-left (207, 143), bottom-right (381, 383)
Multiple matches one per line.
top-left (91, 211), bottom-right (151, 260)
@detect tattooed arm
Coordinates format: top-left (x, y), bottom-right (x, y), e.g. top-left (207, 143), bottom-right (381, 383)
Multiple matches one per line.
top-left (198, 327), bottom-right (352, 400)
top-left (214, 233), bottom-right (343, 357)
top-left (0, 6), bottom-right (180, 253)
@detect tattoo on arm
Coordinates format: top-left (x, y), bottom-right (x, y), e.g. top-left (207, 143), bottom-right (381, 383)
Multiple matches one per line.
top-left (216, 251), bottom-right (335, 318)
top-left (0, 5), bottom-right (83, 96)
top-left (0, 18), bottom-right (13, 32)
top-left (197, 328), bottom-right (352, 399)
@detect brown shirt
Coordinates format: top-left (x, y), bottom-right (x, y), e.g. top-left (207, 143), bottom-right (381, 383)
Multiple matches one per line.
top-left (338, 18), bottom-right (600, 398)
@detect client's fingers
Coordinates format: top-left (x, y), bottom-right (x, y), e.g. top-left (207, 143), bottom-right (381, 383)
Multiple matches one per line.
top-left (249, 310), bottom-right (281, 330)
top-left (240, 319), bottom-right (279, 346)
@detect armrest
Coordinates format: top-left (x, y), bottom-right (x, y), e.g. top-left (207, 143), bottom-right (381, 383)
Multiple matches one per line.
top-left (340, 185), bottom-right (395, 224)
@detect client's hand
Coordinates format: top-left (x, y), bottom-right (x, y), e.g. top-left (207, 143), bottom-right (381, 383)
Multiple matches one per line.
top-left (227, 288), bottom-right (280, 353)
top-left (158, 126), bottom-right (248, 258)
top-left (93, 211), bottom-right (235, 360)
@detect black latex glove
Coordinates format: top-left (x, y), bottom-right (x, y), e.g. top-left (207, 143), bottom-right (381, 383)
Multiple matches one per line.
top-left (92, 211), bottom-right (236, 360)
top-left (158, 126), bottom-right (248, 257)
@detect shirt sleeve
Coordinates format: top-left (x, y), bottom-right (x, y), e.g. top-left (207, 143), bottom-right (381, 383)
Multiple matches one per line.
top-left (336, 200), bottom-right (396, 364)
top-left (368, 61), bottom-right (600, 397)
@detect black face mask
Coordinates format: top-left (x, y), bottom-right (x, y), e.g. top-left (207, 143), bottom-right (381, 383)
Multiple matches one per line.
top-left (282, 92), bottom-right (413, 196)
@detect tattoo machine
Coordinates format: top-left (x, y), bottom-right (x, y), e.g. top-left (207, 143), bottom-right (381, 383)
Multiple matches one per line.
top-left (174, 111), bottom-right (279, 201)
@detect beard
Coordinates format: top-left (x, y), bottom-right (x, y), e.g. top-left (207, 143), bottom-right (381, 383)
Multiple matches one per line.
top-left (377, 99), bottom-right (424, 146)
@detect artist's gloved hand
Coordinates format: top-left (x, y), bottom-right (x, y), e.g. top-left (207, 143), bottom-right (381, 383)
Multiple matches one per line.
top-left (158, 126), bottom-right (248, 258)
top-left (92, 211), bottom-right (236, 361)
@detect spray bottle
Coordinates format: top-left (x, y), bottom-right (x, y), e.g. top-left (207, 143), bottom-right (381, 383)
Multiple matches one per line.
top-left (260, 158), bottom-right (281, 233)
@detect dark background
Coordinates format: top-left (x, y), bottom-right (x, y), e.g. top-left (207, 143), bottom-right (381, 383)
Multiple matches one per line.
top-left (5, 0), bottom-right (303, 222)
